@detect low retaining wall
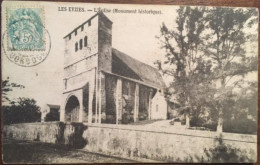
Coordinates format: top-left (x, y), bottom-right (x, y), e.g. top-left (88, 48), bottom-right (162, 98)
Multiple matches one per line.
top-left (3, 122), bottom-right (257, 163)
top-left (2, 122), bottom-right (87, 147)
top-left (3, 122), bottom-right (62, 143)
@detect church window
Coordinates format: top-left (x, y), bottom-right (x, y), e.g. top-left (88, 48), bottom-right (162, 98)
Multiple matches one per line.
top-left (75, 42), bottom-right (78, 52)
top-left (75, 30), bottom-right (77, 36)
top-left (81, 26), bottom-right (84, 31)
top-left (84, 36), bottom-right (88, 47)
top-left (88, 20), bottom-right (91, 26)
top-left (79, 39), bottom-right (83, 50)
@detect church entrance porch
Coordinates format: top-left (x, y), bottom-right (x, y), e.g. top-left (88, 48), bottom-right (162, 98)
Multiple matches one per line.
top-left (61, 71), bottom-right (167, 125)
top-left (65, 95), bottom-right (80, 122)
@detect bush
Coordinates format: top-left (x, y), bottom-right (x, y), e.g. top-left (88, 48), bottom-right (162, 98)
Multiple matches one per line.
top-left (223, 118), bottom-right (257, 134)
top-left (122, 113), bottom-right (134, 124)
top-left (3, 98), bottom-right (41, 125)
top-left (202, 121), bottom-right (217, 131)
top-left (67, 123), bottom-right (88, 149)
top-left (204, 135), bottom-right (254, 163)
top-left (181, 118), bottom-right (186, 125)
top-left (174, 118), bottom-right (180, 122)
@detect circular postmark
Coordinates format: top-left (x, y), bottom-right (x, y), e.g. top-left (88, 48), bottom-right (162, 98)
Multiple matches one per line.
top-left (2, 8), bottom-right (51, 67)
top-left (2, 30), bottom-right (51, 67)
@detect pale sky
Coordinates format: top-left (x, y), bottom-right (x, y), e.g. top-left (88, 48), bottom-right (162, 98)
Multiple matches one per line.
top-left (2, 1), bottom-right (178, 108)
top-left (2, 1), bottom-right (258, 110)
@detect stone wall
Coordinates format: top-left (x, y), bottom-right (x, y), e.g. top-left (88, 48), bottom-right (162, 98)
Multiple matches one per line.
top-left (3, 122), bottom-right (257, 163)
top-left (82, 124), bottom-right (257, 163)
top-left (3, 122), bottom-right (86, 147)
top-left (3, 122), bottom-right (62, 143)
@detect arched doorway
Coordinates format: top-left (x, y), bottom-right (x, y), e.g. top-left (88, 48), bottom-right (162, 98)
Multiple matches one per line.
top-left (65, 95), bottom-right (80, 122)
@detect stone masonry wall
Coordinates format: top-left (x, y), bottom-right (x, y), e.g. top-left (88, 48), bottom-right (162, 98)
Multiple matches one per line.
top-left (82, 124), bottom-right (257, 163)
top-left (3, 122), bottom-right (86, 147)
top-left (3, 122), bottom-right (257, 163)
top-left (3, 122), bottom-right (62, 143)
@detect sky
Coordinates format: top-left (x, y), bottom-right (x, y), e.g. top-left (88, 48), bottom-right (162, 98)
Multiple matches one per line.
top-left (2, 2), bottom-right (178, 108)
top-left (2, 1), bottom-right (258, 110)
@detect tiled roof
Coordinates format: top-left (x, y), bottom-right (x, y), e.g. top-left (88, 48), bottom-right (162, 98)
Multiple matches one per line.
top-left (112, 48), bottom-right (165, 89)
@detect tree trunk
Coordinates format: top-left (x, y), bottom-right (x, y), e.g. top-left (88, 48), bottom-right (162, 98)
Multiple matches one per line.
top-left (217, 78), bottom-right (225, 133)
top-left (217, 110), bottom-right (223, 132)
top-left (185, 111), bottom-right (190, 128)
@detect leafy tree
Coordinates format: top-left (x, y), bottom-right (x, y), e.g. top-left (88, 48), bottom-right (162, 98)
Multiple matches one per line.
top-left (2, 77), bottom-right (25, 104)
top-left (3, 97), bottom-right (41, 125)
top-left (204, 7), bottom-right (258, 132)
top-left (204, 134), bottom-right (254, 162)
top-left (157, 7), bottom-right (258, 132)
top-left (2, 78), bottom-right (41, 125)
top-left (222, 81), bottom-right (257, 134)
top-left (156, 6), bottom-right (214, 127)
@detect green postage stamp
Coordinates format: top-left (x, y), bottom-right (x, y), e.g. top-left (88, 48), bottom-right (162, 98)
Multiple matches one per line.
top-left (7, 8), bottom-right (45, 51)
top-left (1, 1), bottom-right (258, 164)
top-left (3, 5), bottom-right (50, 67)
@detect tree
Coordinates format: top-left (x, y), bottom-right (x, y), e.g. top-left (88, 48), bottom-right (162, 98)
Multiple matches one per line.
top-left (3, 97), bottom-right (41, 125)
top-left (2, 78), bottom-right (41, 124)
top-left (204, 134), bottom-right (254, 162)
top-left (204, 7), bottom-right (258, 132)
top-left (2, 77), bottom-right (25, 104)
top-left (222, 81), bottom-right (257, 134)
top-left (156, 7), bottom-right (258, 132)
top-left (156, 6), bottom-right (215, 127)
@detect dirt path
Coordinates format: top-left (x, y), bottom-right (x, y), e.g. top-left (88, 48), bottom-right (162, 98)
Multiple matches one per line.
top-left (3, 139), bottom-right (139, 164)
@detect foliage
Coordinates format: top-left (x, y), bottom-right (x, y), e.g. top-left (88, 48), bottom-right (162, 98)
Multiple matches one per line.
top-left (2, 77), bottom-right (25, 104)
top-left (67, 123), bottom-right (88, 149)
top-left (2, 79), bottom-right (42, 125)
top-left (189, 106), bottom-right (208, 127)
top-left (223, 118), bottom-right (257, 134)
top-left (3, 97), bottom-right (41, 125)
top-left (156, 6), bottom-right (215, 126)
top-left (202, 120), bottom-right (218, 131)
top-left (156, 6), bottom-right (258, 132)
top-left (204, 8), bottom-right (258, 130)
top-left (204, 135), bottom-right (254, 162)
top-left (222, 82), bottom-right (257, 134)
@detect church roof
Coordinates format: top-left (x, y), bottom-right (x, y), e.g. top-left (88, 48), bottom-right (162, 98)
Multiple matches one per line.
top-left (111, 48), bottom-right (166, 89)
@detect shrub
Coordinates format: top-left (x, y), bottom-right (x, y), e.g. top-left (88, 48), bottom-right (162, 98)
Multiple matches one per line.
top-left (202, 120), bottom-right (217, 131)
top-left (67, 123), bottom-right (88, 149)
top-left (223, 118), bottom-right (257, 134)
top-left (204, 135), bottom-right (254, 163)
top-left (3, 98), bottom-right (41, 125)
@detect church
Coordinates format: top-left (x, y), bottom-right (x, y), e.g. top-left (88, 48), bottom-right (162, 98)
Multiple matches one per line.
top-left (60, 12), bottom-right (167, 124)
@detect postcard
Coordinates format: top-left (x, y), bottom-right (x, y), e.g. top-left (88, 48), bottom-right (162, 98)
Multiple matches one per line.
top-left (1, 0), bottom-right (258, 163)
